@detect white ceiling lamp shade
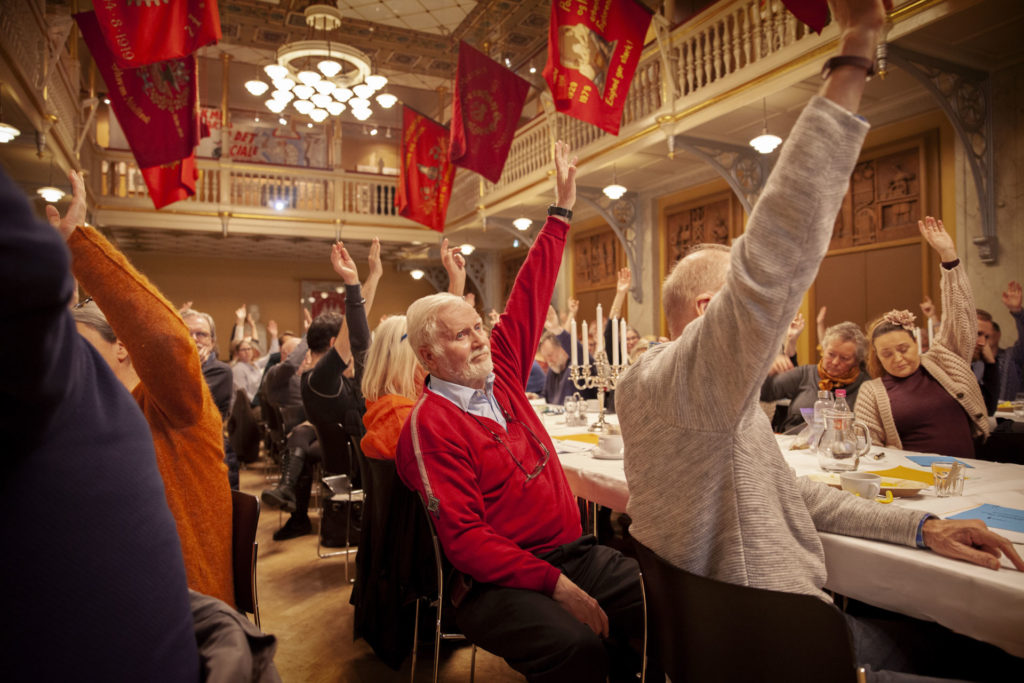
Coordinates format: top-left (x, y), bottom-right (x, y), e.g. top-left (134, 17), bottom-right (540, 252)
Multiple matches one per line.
top-left (313, 79), bottom-right (336, 95)
top-left (410, 269), bottom-right (425, 280)
top-left (296, 69), bottom-right (322, 86)
top-left (317, 59), bottom-right (342, 78)
top-left (272, 77), bottom-right (295, 92)
top-left (365, 74), bottom-right (387, 91)
top-left (265, 98), bottom-right (287, 113)
top-left (244, 79), bottom-right (269, 96)
top-left (311, 93), bottom-right (333, 108)
top-left (37, 186), bottom-right (66, 202)
top-left (309, 108), bottom-right (329, 123)
top-left (352, 83), bottom-right (374, 99)
top-left (602, 164), bottom-right (627, 200)
top-left (375, 92), bottom-right (398, 109)
top-left (513, 217), bottom-right (532, 231)
top-left (292, 84), bottom-right (315, 100)
top-left (349, 97), bottom-right (370, 110)
top-left (325, 100), bottom-right (346, 116)
top-left (264, 63), bottom-right (289, 80)
top-left (0, 122), bottom-right (20, 143)
top-left (293, 99), bottom-right (315, 115)
top-left (459, 244), bottom-right (476, 256)
top-left (271, 89), bottom-right (294, 103)
top-left (749, 97), bottom-right (783, 154)
top-left (351, 107), bottom-right (372, 121)
top-left (333, 87), bottom-right (353, 102)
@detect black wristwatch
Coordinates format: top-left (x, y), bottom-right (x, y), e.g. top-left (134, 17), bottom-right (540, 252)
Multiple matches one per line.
top-left (821, 55), bottom-right (875, 80)
top-left (547, 205), bottom-right (573, 221)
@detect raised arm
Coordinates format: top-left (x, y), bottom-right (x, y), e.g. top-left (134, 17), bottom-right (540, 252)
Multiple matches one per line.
top-left (54, 171), bottom-right (207, 426)
top-left (921, 217), bottom-right (976, 361)
top-left (441, 237), bottom-right (467, 297)
top-left (783, 312), bottom-right (806, 359)
top-left (609, 268), bottom-right (630, 320)
top-left (329, 241), bottom-right (360, 365)
top-left (362, 237), bottom-right (383, 318)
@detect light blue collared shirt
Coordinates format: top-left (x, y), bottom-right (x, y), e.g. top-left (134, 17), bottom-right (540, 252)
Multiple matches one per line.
top-left (428, 373), bottom-right (506, 429)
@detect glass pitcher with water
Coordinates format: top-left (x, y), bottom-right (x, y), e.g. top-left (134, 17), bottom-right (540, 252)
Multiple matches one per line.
top-left (814, 408), bottom-right (870, 472)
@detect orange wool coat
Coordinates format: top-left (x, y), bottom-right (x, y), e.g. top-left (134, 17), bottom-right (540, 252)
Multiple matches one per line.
top-left (361, 394), bottom-right (416, 460)
top-left (70, 226), bottom-right (234, 606)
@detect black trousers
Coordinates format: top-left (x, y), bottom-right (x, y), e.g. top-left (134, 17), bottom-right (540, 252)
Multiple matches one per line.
top-left (455, 535), bottom-right (643, 683)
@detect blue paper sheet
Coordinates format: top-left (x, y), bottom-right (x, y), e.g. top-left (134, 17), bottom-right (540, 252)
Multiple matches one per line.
top-left (947, 504), bottom-right (1024, 534)
top-left (905, 455), bottom-right (974, 469)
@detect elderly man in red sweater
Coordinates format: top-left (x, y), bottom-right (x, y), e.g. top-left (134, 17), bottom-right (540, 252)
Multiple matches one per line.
top-left (396, 142), bottom-right (642, 682)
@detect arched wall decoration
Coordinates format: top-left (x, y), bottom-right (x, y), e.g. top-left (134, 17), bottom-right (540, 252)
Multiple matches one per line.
top-left (576, 189), bottom-right (645, 303)
top-left (887, 46), bottom-right (995, 263)
top-left (672, 134), bottom-right (776, 214)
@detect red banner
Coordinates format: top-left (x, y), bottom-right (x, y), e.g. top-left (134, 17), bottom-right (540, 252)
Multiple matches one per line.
top-left (397, 107), bottom-right (454, 233)
top-left (77, 11), bottom-right (200, 169)
top-left (140, 154), bottom-right (198, 209)
top-left (542, 0), bottom-right (653, 136)
top-left (449, 41), bottom-right (531, 184)
top-left (90, 0), bottom-right (221, 68)
top-left (780, 0), bottom-right (830, 34)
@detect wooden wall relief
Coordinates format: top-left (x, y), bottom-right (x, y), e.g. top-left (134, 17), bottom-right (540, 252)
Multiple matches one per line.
top-left (502, 254), bottom-right (527, 306)
top-left (831, 143), bottom-right (923, 250)
top-left (663, 193), bottom-right (732, 273)
top-left (573, 229), bottom-right (620, 292)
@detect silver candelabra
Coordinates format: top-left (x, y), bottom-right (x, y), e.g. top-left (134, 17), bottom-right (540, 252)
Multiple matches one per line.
top-left (569, 348), bottom-right (625, 433)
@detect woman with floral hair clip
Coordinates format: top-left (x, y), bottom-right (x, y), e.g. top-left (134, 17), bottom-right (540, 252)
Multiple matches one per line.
top-left (854, 216), bottom-right (989, 458)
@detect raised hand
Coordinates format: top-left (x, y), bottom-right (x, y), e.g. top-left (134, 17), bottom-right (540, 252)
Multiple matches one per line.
top-left (441, 237), bottom-right (466, 295)
top-left (367, 237), bottom-right (383, 281)
top-left (1002, 281), bottom-right (1022, 314)
top-left (330, 241), bottom-right (359, 285)
top-left (266, 320), bottom-right (278, 339)
top-left (919, 216), bottom-right (957, 263)
top-left (235, 304), bottom-right (247, 322)
top-left (178, 300), bottom-right (193, 315)
top-left (567, 297), bottom-right (580, 321)
top-left (616, 267), bottom-right (631, 293)
top-left (487, 308), bottom-right (500, 327)
top-left (45, 169), bottom-right (87, 241)
top-left (788, 312), bottom-right (807, 340)
top-left (303, 308), bottom-right (312, 330)
top-left (544, 304), bottom-right (560, 332)
top-left (553, 140), bottom-right (577, 213)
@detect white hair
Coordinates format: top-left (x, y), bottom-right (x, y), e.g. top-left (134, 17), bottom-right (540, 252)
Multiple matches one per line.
top-left (406, 292), bottom-right (467, 365)
top-left (662, 244), bottom-right (731, 337)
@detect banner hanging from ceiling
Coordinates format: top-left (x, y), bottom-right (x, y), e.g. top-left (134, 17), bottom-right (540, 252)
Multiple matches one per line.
top-left (397, 106), bottom-right (454, 233)
top-left (90, 0), bottom-right (221, 68)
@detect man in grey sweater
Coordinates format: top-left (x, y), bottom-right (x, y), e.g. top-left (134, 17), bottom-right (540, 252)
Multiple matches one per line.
top-left (617, 0), bottom-right (1022, 677)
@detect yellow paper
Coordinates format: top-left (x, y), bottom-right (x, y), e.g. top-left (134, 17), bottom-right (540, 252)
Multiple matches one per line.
top-left (872, 466), bottom-right (934, 486)
top-left (553, 433), bottom-right (600, 445)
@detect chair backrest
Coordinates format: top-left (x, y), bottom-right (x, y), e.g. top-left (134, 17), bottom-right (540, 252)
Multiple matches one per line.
top-left (313, 420), bottom-right (354, 476)
top-left (228, 388), bottom-right (262, 464)
top-left (633, 539), bottom-right (859, 683)
top-left (230, 490), bottom-right (261, 625)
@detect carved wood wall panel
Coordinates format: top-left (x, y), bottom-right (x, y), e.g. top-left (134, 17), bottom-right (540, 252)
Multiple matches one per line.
top-left (663, 192), bottom-right (734, 273)
top-left (573, 229), bottom-right (621, 293)
top-left (502, 254), bottom-right (528, 307)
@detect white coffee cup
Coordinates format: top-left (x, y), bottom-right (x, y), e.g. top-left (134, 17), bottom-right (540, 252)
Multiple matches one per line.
top-left (596, 433), bottom-right (624, 458)
top-left (840, 471), bottom-right (881, 499)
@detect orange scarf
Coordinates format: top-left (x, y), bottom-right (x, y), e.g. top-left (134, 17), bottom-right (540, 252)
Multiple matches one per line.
top-left (817, 358), bottom-right (860, 392)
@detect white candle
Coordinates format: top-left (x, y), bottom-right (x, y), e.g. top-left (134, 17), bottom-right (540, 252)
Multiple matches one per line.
top-left (927, 317), bottom-right (934, 348)
top-left (570, 319), bottom-right (578, 367)
top-left (581, 320), bottom-right (589, 367)
top-left (595, 304), bottom-right (603, 353)
top-left (611, 316), bottom-right (619, 365)
top-left (621, 319), bottom-right (628, 366)
top-left (916, 326), bottom-right (922, 356)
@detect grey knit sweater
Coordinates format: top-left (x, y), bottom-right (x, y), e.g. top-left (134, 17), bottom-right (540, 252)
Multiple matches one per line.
top-left (618, 97), bottom-right (927, 600)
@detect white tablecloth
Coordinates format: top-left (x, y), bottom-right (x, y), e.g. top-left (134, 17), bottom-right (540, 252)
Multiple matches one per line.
top-left (541, 411), bottom-right (1024, 657)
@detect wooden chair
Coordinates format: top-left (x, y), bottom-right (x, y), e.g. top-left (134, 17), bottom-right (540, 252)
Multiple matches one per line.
top-left (633, 538), bottom-right (865, 683)
top-left (230, 489), bottom-right (261, 628)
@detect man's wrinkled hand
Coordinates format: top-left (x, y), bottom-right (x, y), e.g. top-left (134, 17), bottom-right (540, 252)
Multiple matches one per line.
top-left (552, 574), bottom-right (608, 637)
top-left (922, 518), bottom-right (1024, 571)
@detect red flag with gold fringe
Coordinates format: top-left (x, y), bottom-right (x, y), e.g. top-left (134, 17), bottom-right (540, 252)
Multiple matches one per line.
top-left (542, 0), bottom-right (653, 136)
top-left (449, 41), bottom-right (531, 184)
top-left (90, 0), bottom-right (221, 68)
top-left (397, 106), bottom-right (454, 233)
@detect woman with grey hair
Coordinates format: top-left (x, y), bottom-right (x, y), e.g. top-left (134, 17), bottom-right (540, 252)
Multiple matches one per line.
top-left (760, 320), bottom-right (869, 432)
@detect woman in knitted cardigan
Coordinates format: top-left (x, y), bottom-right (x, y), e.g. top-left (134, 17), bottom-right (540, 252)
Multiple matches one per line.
top-left (854, 216), bottom-right (989, 459)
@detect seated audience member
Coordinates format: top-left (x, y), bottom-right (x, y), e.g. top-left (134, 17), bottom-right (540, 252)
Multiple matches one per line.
top-left (538, 305), bottom-right (585, 405)
top-left (761, 320), bottom-right (869, 432)
top-left (624, 325), bottom-right (648, 364)
top-left (361, 239), bottom-right (464, 460)
top-left (301, 239), bottom-right (380, 470)
top-left (616, 4), bottom-right (1022, 678)
top-left (972, 309), bottom-right (1001, 414)
top-left (232, 305), bottom-right (279, 402)
top-left (1, 166), bottom-right (200, 681)
top-left (855, 218), bottom-right (990, 458)
top-left (181, 306), bottom-right (238, 488)
top-left (53, 172), bottom-right (234, 607)
top-left (998, 280), bottom-right (1024, 401)
top-left (526, 357), bottom-right (547, 394)
top-left (396, 141), bottom-right (643, 683)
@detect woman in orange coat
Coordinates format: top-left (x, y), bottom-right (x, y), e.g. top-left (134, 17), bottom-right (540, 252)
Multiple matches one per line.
top-left (52, 171), bottom-right (234, 606)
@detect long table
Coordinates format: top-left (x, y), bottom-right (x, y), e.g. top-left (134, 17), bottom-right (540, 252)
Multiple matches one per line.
top-left (539, 410), bottom-right (1024, 658)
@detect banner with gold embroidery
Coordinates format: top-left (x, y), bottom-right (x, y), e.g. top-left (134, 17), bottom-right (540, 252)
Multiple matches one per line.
top-left (90, 0), bottom-right (221, 68)
top-left (397, 106), bottom-right (454, 233)
top-left (449, 41), bottom-right (531, 184)
top-left (542, 0), bottom-right (653, 136)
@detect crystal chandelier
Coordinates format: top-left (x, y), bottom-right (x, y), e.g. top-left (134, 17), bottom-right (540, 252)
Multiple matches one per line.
top-left (243, 4), bottom-right (398, 124)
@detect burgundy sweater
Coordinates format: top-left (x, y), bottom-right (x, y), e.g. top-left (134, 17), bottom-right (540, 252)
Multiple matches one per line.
top-left (396, 218), bottom-right (581, 596)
